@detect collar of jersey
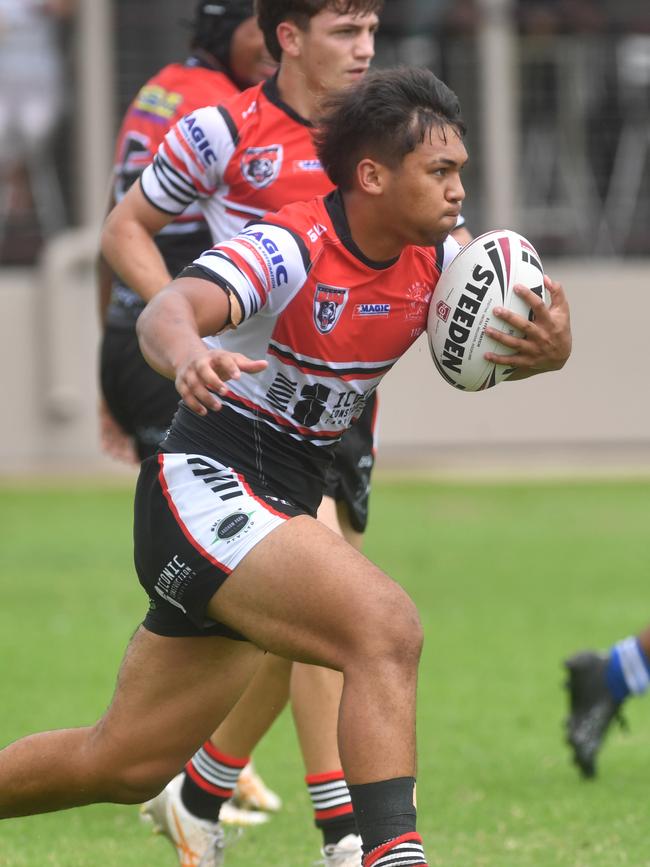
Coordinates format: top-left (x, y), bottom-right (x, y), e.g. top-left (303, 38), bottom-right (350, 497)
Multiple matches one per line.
top-left (185, 53), bottom-right (227, 73)
top-left (262, 73), bottom-right (313, 129)
top-left (324, 190), bottom-right (400, 270)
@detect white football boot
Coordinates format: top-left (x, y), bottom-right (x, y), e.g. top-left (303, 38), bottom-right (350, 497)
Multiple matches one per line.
top-left (319, 833), bottom-right (363, 867)
top-left (141, 773), bottom-right (227, 867)
top-left (232, 761), bottom-right (282, 813)
top-left (219, 798), bottom-right (270, 826)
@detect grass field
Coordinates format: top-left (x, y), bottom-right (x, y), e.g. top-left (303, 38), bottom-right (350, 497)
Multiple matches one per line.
top-left (1, 477), bottom-right (650, 867)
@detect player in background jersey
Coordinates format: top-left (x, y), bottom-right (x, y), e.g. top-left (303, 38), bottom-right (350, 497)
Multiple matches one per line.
top-left (102, 1), bottom-right (385, 864)
top-left (99, 0), bottom-right (276, 464)
top-left (564, 623), bottom-right (650, 777)
top-left (0, 67), bottom-right (571, 867)
top-left (98, 0), bottom-right (286, 830)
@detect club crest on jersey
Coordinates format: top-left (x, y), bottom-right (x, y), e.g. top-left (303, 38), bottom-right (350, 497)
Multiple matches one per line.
top-left (241, 144), bottom-right (283, 189)
top-left (313, 284), bottom-right (348, 334)
top-left (405, 280), bottom-right (433, 321)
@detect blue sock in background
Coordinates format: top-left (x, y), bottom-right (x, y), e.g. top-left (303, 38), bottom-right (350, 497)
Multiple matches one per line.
top-left (606, 637), bottom-right (650, 702)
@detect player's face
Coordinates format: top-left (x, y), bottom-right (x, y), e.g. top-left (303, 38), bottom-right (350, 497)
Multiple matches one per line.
top-left (383, 125), bottom-right (468, 247)
top-left (230, 16), bottom-right (279, 86)
top-left (297, 9), bottom-right (378, 94)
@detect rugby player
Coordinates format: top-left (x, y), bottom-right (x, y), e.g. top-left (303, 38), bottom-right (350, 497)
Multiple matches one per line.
top-left (99, 0), bottom-right (275, 463)
top-left (0, 66), bottom-right (571, 867)
top-left (103, 1), bottom-right (387, 863)
top-left (98, 0), bottom-right (285, 834)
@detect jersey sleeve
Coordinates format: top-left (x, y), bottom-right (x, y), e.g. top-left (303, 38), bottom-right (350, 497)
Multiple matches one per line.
top-left (140, 105), bottom-right (236, 215)
top-left (189, 222), bottom-right (311, 324)
top-left (441, 235), bottom-right (462, 270)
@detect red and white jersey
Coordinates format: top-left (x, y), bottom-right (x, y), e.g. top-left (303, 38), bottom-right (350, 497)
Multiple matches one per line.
top-left (182, 190), bottom-right (460, 448)
top-left (114, 59), bottom-right (239, 236)
top-left (108, 58), bottom-right (240, 325)
top-left (140, 75), bottom-right (334, 245)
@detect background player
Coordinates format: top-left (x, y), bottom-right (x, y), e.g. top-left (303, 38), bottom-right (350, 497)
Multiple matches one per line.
top-left (98, 0), bottom-right (285, 832)
top-left (565, 623), bottom-right (650, 777)
top-left (99, 0), bottom-right (276, 464)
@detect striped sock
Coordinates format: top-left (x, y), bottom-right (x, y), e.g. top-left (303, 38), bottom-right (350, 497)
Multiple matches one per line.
top-left (181, 742), bottom-right (248, 820)
top-left (306, 770), bottom-right (357, 846)
top-left (364, 832), bottom-right (427, 866)
top-left (607, 637), bottom-right (650, 701)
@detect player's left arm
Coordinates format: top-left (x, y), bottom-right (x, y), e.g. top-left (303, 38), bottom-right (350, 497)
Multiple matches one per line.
top-left (483, 274), bottom-right (572, 378)
top-left (137, 276), bottom-right (267, 416)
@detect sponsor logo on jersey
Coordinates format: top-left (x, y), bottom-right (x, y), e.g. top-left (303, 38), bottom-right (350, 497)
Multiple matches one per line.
top-left (313, 284), bottom-right (349, 334)
top-left (294, 159), bottom-right (322, 172)
top-left (240, 228), bottom-right (289, 286)
top-left (241, 144), bottom-right (283, 189)
top-left (352, 303), bottom-right (391, 318)
top-left (436, 300), bottom-right (451, 322)
top-left (241, 99), bottom-right (258, 121)
top-left (182, 115), bottom-right (217, 165)
top-left (133, 84), bottom-right (183, 121)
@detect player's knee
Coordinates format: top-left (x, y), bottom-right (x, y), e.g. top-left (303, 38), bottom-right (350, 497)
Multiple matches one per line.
top-left (84, 724), bottom-right (181, 804)
top-left (101, 759), bottom-right (179, 804)
top-left (353, 584), bottom-right (423, 672)
top-left (382, 593), bottom-right (423, 669)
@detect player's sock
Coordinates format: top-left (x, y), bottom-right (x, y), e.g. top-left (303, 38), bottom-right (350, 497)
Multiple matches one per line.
top-left (349, 776), bottom-right (425, 863)
top-left (181, 741), bottom-right (249, 821)
top-left (606, 636), bottom-right (650, 701)
top-left (306, 769), bottom-right (358, 846)
top-left (363, 832), bottom-right (427, 866)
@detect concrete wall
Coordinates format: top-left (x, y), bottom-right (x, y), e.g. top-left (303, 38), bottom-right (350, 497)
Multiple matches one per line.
top-left (1, 252), bottom-right (649, 478)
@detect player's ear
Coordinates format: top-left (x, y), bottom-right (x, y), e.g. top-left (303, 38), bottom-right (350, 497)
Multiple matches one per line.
top-left (356, 158), bottom-right (385, 196)
top-left (276, 21), bottom-right (302, 58)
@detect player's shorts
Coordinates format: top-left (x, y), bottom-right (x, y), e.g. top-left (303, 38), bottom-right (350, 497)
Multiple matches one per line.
top-left (100, 325), bottom-right (180, 460)
top-left (134, 452), bottom-right (305, 638)
top-left (322, 392), bottom-right (378, 533)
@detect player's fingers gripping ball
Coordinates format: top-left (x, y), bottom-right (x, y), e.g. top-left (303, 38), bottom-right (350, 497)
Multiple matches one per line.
top-left (427, 229), bottom-right (548, 391)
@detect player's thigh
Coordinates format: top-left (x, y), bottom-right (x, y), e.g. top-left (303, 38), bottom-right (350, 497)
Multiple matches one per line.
top-left (209, 515), bottom-right (421, 672)
top-left (95, 626), bottom-right (262, 780)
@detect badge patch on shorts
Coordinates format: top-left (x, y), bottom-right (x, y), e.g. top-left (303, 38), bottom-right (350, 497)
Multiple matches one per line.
top-left (212, 511), bottom-right (254, 543)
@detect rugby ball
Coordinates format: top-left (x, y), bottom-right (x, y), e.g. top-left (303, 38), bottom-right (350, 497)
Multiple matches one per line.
top-left (427, 229), bottom-right (547, 391)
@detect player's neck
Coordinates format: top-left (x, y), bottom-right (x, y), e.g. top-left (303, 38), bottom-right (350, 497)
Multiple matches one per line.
top-left (342, 192), bottom-right (405, 263)
top-left (275, 62), bottom-right (322, 123)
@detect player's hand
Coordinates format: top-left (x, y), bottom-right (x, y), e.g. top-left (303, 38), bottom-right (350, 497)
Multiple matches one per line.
top-left (99, 399), bottom-right (138, 464)
top-left (175, 349), bottom-right (268, 415)
top-left (483, 275), bottom-right (571, 375)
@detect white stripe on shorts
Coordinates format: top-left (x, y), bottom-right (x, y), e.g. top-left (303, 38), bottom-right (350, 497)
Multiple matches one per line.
top-left (158, 452), bottom-right (291, 575)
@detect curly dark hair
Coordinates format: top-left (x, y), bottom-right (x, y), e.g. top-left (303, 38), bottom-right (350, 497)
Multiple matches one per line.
top-left (255, 0), bottom-right (383, 62)
top-left (314, 66), bottom-right (466, 190)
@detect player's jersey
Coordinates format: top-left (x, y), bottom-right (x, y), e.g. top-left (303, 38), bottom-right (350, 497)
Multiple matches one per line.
top-left (107, 58), bottom-right (240, 327)
top-left (164, 190), bottom-right (460, 513)
top-left (140, 74), bottom-right (334, 248)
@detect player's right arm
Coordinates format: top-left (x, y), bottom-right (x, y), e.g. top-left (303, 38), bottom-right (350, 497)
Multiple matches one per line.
top-left (101, 183), bottom-right (175, 303)
top-left (137, 276), bottom-right (266, 416)
top-left (102, 105), bottom-right (232, 302)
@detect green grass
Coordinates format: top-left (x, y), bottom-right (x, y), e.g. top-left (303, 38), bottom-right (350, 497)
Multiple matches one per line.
top-left (1, 479), bottom-right (650, 866)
